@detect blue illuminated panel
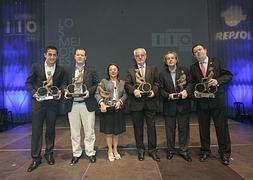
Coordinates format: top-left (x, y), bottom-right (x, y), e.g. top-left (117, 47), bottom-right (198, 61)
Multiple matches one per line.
top-left (0, 0), bottom-right (44, 121)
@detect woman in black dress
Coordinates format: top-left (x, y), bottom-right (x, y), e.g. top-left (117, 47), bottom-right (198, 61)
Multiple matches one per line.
top-left (95, 63), bottom-right (127, 161)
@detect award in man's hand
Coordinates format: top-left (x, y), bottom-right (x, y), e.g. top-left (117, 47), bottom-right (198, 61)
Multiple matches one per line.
top-left (36, 71), bottom-right (61, 101)
top-left (98, 83), bottom-right (117, 110)
top-left (194, 66), bottom-right (217, 98)
top-left (135, 69), bottom-right (152, 95)
top-left (65, 69), bottom-right (87, 98)
top-left (172, 71), bottom-right (187, 99)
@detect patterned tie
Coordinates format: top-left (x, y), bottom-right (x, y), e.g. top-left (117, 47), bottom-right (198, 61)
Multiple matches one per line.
top-left (200, 62), bottom-right (206, 77)
top-left (140, 65), bottom-right (145, 79)
top-left (46, 71), bottom-right (53, 86)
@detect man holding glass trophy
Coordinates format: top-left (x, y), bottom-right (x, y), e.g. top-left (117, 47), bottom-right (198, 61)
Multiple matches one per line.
top-left (190, 44), bottom-right (233, 165)
top-left (125, 48), bottom-right (160, 162)
top-left (26, 46), bottom-right (66, 172)
top-left (159, 51), bottom-right (192, 162)
top-left (64, 48), bottom-right (99, 165)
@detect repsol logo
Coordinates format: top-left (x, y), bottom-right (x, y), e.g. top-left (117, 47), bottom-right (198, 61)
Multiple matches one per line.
top-left (215, 31), bottom-right (252, 40)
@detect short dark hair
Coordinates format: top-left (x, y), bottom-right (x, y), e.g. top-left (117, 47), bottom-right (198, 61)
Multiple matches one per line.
top-left (44, 45), bottom-right (58, 54)
top-left (106, 63), bottom-right (120, 81)
top-left (191, 43), bottom-right (206, 55)
top-left (74, 47), bottom-right (87, 56)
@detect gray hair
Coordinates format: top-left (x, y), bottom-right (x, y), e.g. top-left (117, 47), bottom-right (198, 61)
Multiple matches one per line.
top-left (133, 48), bottom-right (147, 56)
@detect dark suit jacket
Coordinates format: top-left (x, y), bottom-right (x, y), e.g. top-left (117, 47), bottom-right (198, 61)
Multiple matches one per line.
top-left (25, 62), bottom-right (66, 110)
top-left (159, 66), bottom-right (192, 116)
top-left (125, 64), bottom-right (159, 112)
top-left (190, 57), bottom-right (233, 110)
top-left (64, 65), bottom-right (99, 112)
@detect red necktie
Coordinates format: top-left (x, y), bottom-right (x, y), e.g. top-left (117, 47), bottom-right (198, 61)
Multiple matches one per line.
top-left (200, 63), bottom-right (206, 77)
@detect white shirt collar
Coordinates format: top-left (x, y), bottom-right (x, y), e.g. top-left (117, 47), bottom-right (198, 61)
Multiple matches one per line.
top-left (44, 61), bottom-right (56, 77)
top-left (138, 63), bottom-right (146, 68)
top-left (199, 57), bottom-right (209, 64)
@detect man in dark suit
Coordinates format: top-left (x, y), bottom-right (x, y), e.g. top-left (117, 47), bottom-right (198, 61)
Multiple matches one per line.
top-left (190, 44), bottom-right (232, 165)
top-left (64, 48), bottom-right (99, 165)
top-left (125, 47), bottom-right (160, 161)
top-left (159, 51), bottom-right (192, 162)
top-left (26, 46), bottom-right (66, 172)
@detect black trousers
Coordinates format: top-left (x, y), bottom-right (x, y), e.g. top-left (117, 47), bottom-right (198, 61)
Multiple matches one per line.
top-left (164, 113), bottom-right (189, 154)
top-left (131, 107), bottom-right (157, 153)
top-left (31, 101), bottom-right (57, 161)
top-left (198, 108), bottom-right (231, 155)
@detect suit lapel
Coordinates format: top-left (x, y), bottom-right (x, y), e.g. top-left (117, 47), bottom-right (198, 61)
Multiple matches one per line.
top-left (41, 63), bottom-right (47, 81)
top-left (83, 65), bottom-right (88, 83)
top-left (145, 65), bottom-right (151, 81)
top-left (206, 59), bottom-right (214, 76)
top-left (176, 68), bottom-right (181, 83)
top-left (53, 64), bottom-right (59, 80)
top-left (165, 68), bottom-right (176, 91)
top-left (131, 67), bottom-right (138, 84)
top-left (195, 63), bottom-right (204, 78)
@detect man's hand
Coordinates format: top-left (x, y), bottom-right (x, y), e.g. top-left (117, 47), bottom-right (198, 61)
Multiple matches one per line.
top-left (82, 90), bottom-right (90, 99)
top-left (134, 89), bottom-right (142, 98)
top-left (115, 101), bottom-right (121, 109)
top-left (33, 93), bottom-right (41, 102)
top-left (64, 89), bottom-right (71, 99)
top-left (56, 90), bottom-right (61, 100)
top-left (180, 90), bottom-right (188, 99)
top-left (168, 93), bottom-right (177, 100)
top-left (147, 90), bottom-right (155, 98)
top-left (194, 90), bottom-right (200, 97)
top-left (208, 78), bottom-right (218, 86)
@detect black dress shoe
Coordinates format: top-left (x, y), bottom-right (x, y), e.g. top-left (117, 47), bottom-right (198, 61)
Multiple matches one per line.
top-left (44, 154), bottom-right (55, 165)
top-left (88, 155), bottom-right (96, 163)
top-left (167, 152), bottom-right (174, 160)
top-left (138, 151), bottom-right (145, 161)
top-left (220, 155), bottom-right (230, 165)
top-left (70, 156), bottom-right (82, 165)
top-left (27, 160), bottom-right (41, 172)
top-left (149, 152), bottom-right (160, 162)
top-left (180, 154), bottom-right (192, 162)
top-left (199, 154), bottom-right (209, 162)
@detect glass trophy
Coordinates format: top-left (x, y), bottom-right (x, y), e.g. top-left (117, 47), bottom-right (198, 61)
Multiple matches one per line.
top-left (194, 68), bottom-right (218, 98)
top-left (135, 69), bottom-right (152, 95)
top-left (98, 82), bottom-right (118, 110)
top-left (65, 69), bottom-right (87, 98)
top-left (172, 71), bottom-right (187, 100)
top-left (36, 71), bottom-right (60, 101)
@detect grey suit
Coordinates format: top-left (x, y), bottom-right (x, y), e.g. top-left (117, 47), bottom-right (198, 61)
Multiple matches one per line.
top-left (95, 79), bottom-right (127, 104)
top-left (95, 79), bottom-right (127, 135)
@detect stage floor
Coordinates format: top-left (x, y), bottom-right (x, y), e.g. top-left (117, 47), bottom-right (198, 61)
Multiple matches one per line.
top-left (0, 114), bottom-right (252, 180)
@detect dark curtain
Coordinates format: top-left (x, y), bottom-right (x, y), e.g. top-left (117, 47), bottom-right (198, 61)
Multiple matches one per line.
top-left (207, 0), bottom-right (253, 118)
top-left (0, 0), bottom-right (44, 123)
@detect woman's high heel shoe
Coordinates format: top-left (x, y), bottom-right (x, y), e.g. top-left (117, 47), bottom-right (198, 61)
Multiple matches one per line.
top-left (114, 152), bottom-right (121, 160)
top-left (108, 152), bottom-right (115, 162)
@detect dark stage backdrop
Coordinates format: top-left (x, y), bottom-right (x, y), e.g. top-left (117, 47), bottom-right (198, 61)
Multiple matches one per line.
top-left (2, 0), bottom-right (252, 122)
top-left (44, 0), bottom-right (209, 78)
